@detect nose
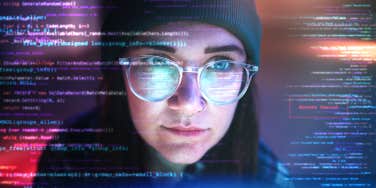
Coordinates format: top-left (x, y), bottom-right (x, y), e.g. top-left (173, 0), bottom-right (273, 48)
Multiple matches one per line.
top-left (167, 73), bottom-right (207, 116)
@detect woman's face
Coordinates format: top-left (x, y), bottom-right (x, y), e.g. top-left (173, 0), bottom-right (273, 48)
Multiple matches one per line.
top-left (123, 22), bottom-right (246, 164)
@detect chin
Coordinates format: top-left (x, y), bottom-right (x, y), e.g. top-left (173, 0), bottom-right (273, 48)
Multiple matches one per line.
top-left (158, 143), bottom-right (209, 164)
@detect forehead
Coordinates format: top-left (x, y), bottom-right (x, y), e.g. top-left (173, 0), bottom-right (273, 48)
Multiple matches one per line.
top-left (139, 21), bottom-right (245, 52)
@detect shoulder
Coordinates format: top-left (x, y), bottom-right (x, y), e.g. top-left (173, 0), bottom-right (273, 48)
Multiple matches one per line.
top-left (256, 141), bottom-right (294, 188)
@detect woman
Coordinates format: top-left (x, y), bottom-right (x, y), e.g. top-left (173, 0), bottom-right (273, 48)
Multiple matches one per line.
top-left (34, 0), bottom-right (291, 187)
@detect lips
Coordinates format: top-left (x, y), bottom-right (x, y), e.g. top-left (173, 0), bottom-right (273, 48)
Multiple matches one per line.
top-left (161, 125), bottom-right (209, 137)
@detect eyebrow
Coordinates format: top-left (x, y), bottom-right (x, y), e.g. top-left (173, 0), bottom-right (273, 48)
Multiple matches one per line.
top-left (204, 45), bottom-right (244, 55)
top-left (133, 45), bottom-right (176, 53)
top-left (131, 44), bottom-right (244, 56)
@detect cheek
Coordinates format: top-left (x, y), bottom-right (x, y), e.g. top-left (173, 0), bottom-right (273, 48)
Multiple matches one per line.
top-left (126, 84), bottom-right (163, 138)
top-left (209, 103), bottom-right (237, 138)
top-left (126, 78), bottom-right (159, 120)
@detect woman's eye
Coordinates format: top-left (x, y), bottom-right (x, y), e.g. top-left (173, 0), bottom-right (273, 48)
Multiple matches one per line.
top-left (213, 61), bottom-right (230, 71)
top-left (142, 56), bottom-right (169, 65)
top-left (207, 56), bottom-right (235, 71)
top-left (208, 60), bottom-right (234, 72)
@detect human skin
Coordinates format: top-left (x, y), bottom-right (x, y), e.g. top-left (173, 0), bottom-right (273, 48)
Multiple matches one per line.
top-left (123, 22), bottom-right (247, 166)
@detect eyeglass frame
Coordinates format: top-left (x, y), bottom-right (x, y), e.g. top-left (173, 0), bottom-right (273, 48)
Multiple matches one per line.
top-left (118, 55), bottom-right (259, 105)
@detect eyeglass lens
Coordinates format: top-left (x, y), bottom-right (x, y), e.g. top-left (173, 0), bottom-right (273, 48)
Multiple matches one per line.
top-left (127, 56), bottom-right (249, 103)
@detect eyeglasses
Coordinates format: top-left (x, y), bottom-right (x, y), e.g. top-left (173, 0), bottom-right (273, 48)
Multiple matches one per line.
top-left (118, 55), bottom-right (259, 105)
